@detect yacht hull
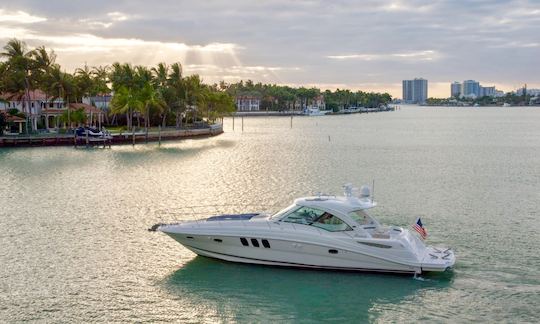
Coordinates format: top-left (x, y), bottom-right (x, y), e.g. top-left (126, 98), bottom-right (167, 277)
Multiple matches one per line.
top-left (164, 232), bottom-right (422, 274)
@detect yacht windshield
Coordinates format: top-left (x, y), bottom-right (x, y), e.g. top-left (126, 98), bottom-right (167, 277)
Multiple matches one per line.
top-left (271, 204), bottom-right (297, 220)
top-left (348, 210), bottom-right (376, 226)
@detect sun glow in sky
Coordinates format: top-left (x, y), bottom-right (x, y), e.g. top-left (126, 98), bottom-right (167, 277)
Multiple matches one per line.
top-left (0, 1), bottom-right (539, 98)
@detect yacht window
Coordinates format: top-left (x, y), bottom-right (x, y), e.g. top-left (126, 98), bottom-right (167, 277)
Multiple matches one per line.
top-left (271, 204), bottom-right (298, 220)
top-left (250, 239), bottom-right (260, 247)
top-left (282, 206), bottom-right (325, 225)
top-left (349, 210), bottom-right (375, 225)
top-left (311, 212), bottom-right (352, 232)
top-left (358, 242), bottom-right (392, 249)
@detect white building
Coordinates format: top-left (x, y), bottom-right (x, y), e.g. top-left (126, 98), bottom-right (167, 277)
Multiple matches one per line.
top-left (452, 80), bottom-right (501, 98)
top-left (0, 90), bottom-right (65, 130)
top-left (235, 96), bottom-right (260, 111)
top-left (462, 80), bottom-right (480, 98)
top-left (480, 86), bottom-right (495, 97)
top-left (82, 94), bottom-right (112, 110)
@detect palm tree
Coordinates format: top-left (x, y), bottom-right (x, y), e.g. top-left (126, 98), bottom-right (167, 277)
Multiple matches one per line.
top-left (75, 64), bottom-right (94, 101)
top-left (151, 62), bottom-right (169, 88)
top-left (32, 46), bottom-right (56, 109)
top-left (168, 62), bottom-right (185, 128)
top-left (110, 62), bottom-right (136, 92)
top-left (1, 38), bottom-right (36, 132)
top-left (0, 61), bottom-right (9, 94)
top-left (110, 63), bottom-right (137, 126)
top-left (204, 89), bottom-right (235, 122)
top-left (139, 82), bottom-right (165, 129)
top-left (59, 108), bottom-right (86, 127)
top-left (48, 65), bottom-right (76, 128)
top-left (91, 65), bottom-right (110, 94)
top-left (110, 86), bottom-right (141, 130)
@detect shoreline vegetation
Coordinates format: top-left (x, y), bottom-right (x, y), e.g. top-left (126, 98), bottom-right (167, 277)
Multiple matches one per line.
top-left (0, 38), bottom-right (393, 141)
top-left (422, 94), bottom-right (539, 107)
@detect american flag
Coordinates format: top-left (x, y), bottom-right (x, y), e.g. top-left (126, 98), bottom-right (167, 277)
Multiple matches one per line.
top-left (412, 217), bottom-right (428, 239)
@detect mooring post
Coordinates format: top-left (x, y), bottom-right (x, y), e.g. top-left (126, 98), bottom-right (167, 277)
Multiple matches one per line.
top-left (132, 128), bottom-right (135, 147)
top-left (241, 116), bottom-right (244, 132)
top-left (158, 125), bottom-right (162, 146)
top-left (145, 127), bottom-right (148, 144)
top-left (85, 129), bottom-right (89, 147)
top-left (73, 132), bottom-right (77, 148)
top-left (232, 116), bottom-right (235, 131)
top-left (290, 115), bottom-right (293, 128)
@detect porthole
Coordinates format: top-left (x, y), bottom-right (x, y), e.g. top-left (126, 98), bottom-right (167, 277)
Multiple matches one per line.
top-left (214, 238), bottom-right (223, 243)
top-left (240, 238), bottom-right (249, 246)
top-left (251, 239), bottom-right (260, 247)
top-left (261, 239), bottom-right (271, 248)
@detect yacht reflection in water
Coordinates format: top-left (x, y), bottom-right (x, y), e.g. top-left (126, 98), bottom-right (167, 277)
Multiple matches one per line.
top-left (162, 257), bottom-right (453, 322)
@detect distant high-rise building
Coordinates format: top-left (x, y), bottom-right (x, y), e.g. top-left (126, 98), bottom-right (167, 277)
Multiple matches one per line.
top-left (451, 82), bottom-right (461, 97)
top-left (402, 78), bottom-right (428, 104)
top-left (402, 80), bottom-right (413, 103)
top-left (480, 86), bottom-right (495, 97)
top-left (462, 80), bottom-right (481, 98)
top-left (452, 80), bottom-right (502, 98)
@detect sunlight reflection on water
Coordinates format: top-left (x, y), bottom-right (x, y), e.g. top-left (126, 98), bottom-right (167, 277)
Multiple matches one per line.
top-left (1, 107), bottom-right (539, 322)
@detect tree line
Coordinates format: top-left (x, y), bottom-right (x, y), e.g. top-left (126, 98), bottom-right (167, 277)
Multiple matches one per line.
top-left (0, 38), bottom-right (236, 131)
top-left (221, 80), bottom-right (392, 111)
top-left (1, 38), bottom-right (393, 133)
top-left (425, 92), bottom-right (536, 107)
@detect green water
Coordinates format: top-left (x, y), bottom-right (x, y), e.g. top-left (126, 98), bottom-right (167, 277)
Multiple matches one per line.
top-left (1, 106), bottom-right (539, 322)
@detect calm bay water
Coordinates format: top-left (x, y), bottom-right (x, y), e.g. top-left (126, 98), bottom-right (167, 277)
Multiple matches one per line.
top-left (1, 106), bottom-right (539, 322)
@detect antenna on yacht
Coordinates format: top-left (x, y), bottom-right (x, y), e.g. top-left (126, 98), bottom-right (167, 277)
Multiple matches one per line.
top-left (372, 180), bottom-right (375, 203)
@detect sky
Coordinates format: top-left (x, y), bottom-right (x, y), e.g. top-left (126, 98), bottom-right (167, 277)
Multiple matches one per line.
top-left (0, 0), bottom-right (539, 98)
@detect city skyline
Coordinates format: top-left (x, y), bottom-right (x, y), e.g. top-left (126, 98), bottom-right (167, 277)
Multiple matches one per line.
top-left (1, 0), bottom-right (539, 98)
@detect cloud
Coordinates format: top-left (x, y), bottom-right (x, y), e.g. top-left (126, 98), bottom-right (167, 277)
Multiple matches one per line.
top-left (0, 0), bottom-right (539, 98)
top-left (2, 25), bottom-right (239, 54)
top-left (327, 50), bottom-right (439, 61)
top-left (0, 9), bottom-right (46, 24)
top-left (107, 12), bottom-right (130, 22)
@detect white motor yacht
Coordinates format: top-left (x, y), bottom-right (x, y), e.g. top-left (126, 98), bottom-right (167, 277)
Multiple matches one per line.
top-left (303, 106), bottom-right (328, 116)
top-left (152, 185), bottom-right (455, 274)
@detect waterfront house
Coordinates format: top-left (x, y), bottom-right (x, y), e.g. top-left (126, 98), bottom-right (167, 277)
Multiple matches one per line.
top-left (1, 112), bottom-right (27, 134)
top-left (236, 96), bottom-right (261, 111)
top-left (311, 95), bottom-right (326, 110)
top-left (43, 103), bottom-right (105, 129)
top-left (82, 94), bottom-right (112, 111)
top-left (0, 90), bottom-right (65, 130)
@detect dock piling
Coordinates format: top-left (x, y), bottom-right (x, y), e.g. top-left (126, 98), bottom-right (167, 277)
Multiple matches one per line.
top-left (132, 128), bottom-right (135, 147)
top-left (158, 126), bottom-right (162, 146)
top-left (241, 116), bottom-right (244, 132)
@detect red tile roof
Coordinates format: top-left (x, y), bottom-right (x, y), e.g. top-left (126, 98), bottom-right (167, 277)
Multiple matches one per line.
top-left (6, 115), bottom-right (26, 123)
top-left (0, 89), bottom-right (49, 101)
top-left (44, 103), bottom-right (103, 115)
top-left (69, 103), bottom-right (103, 114)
